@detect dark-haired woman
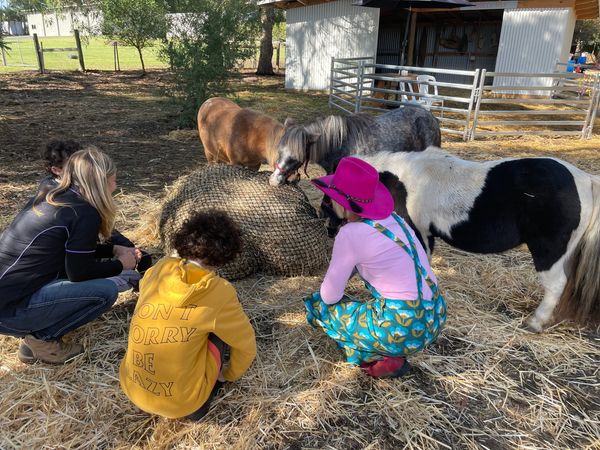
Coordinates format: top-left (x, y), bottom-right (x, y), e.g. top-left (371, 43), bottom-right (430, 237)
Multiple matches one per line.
top-left (119, 210), bottom-right (256, 420)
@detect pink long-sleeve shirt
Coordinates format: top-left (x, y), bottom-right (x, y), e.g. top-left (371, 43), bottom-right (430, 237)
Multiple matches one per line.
top-left (320, 215), bottom-right (437, 304)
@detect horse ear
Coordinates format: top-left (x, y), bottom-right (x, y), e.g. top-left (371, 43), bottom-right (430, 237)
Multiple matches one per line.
top-left (284, 117), bottom-right (295, 128)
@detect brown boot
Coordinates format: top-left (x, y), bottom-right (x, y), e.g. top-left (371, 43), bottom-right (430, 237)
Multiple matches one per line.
top-left (17, 335), bottom-right (84, 365)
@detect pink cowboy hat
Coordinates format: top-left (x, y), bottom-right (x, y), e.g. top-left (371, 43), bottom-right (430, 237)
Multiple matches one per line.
top-left (311, 156), bottom-right (394, 220)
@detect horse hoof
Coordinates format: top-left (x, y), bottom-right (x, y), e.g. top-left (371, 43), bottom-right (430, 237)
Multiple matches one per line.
top-left (524, 316), bottom-right (544, 333)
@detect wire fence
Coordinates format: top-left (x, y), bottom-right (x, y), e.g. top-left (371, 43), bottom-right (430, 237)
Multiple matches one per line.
top-left (2, 35), bottom-right (285, 73)
top-left (1, 35), bottom-right (38, 68)
top-left (1, 34), bottom-right (168, 72)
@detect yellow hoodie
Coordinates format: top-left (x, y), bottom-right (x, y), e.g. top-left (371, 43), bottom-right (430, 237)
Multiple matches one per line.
top-left (119, 257), bottom-right (256, 419)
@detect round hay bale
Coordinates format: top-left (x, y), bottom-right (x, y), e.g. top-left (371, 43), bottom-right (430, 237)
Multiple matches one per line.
top-left (159, 164), bottom-right (331, 280)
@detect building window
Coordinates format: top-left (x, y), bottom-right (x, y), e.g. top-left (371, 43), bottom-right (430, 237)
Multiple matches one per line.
top-left (31, 24), bottom-right (36, 30)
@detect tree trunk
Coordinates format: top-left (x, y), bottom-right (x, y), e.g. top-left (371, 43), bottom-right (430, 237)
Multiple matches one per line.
top-left (256, 6), bottom-right (275, 75)
top-left (137, 46), bottom-right (146, 74)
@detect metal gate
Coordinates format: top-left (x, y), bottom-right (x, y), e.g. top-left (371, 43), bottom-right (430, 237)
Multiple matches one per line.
top-left (330, 56), bottom-right (600, 140)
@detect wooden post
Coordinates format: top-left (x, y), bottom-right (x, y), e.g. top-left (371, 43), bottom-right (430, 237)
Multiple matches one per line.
top-left (74, 29), bottom-right (85, 72)
top-left (33, 33), bottom-right (44, 73)
top-left (407, 12), bottom-right (417, 66)
top-left (113, 41), bottom-right (120, 71)
top-left (1, 47), bottom-right (7, 66)
top-left (276, 41), bottom-right (281, 71)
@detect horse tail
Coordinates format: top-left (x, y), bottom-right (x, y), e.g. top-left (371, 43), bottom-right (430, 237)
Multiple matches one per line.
top-left (556, 175), bottom-right (600, 325)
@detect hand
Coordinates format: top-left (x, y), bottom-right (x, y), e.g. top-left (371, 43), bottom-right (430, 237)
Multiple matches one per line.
top-left (217, 371), bottom-right (226, 383)
top-left (133, 248), bottom-right (143, 262)
top-left (113, 245), bottom-right (135, 258)
top-left (118, 251), bottom-right (137, 270)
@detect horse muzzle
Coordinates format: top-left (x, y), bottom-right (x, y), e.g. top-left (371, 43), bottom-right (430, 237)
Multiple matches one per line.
top-left (269, 171), bottom-right (287, 187)
top-left (269, 169), bottom-right (300, 186)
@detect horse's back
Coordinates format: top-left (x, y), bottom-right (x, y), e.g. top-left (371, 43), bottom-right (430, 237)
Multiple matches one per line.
top-left (197, 97), bottom-right (282, 168)
top-left (444, 158), bottom-right (582, 266)
top-left (364, 151), bottom-right (583, 264)
top-left (198, 97), bottom-right (239, 122)
top-left (375, 105), bottom-right (441, 152)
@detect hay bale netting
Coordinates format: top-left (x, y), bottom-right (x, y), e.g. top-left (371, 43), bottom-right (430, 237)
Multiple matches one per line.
top-left (159, 164), bottom-right (331, 280)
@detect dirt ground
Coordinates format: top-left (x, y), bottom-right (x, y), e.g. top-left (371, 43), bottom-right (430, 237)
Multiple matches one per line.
top-left (1, 70), bottom-right (599, 450)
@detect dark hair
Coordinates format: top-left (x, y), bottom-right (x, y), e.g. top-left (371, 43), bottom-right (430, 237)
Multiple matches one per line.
top-left (42, 140), bottom-right (83, 175)
top-left (172, 210), bottom-right (242, 267)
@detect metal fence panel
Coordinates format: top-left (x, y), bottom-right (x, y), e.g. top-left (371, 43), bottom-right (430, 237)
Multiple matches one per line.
top-left (329, 57), bottom-right (479, 140)
top-left (470, 70), bottom-right (600, 140)
top-left (329, 56), bottom-right (600, 141)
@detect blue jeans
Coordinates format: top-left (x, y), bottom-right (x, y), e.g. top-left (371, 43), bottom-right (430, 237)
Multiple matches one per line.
top-left (0, 278), bottom-right (118, 340)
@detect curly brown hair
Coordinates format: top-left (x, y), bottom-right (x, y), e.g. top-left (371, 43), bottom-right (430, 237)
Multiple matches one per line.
top-left (42, 140), bottom-right (83, 175)
top-left (172, 210), bottom-right (242, 267)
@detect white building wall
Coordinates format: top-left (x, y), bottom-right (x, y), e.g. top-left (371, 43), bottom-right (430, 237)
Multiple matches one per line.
top-left (26, 12), bottom-right (60, 36)
top-left (71, 10), bottom-right (103, 34)
top-left (43, 13), bottom-right (60, 36)
top-left (285, 0), bottom-right (379, 90)
top-left (27, 10), bottom-right (100, 36)
top-left (27, 13), bottom-right (46, 36)
top-left (493, 8), bottom-right (576, 95)
top-left (56, 12), bottom-right (73, 36)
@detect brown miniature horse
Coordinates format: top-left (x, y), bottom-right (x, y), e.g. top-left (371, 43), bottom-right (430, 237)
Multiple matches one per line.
top-left (197, 97), bottom-right (284, 171)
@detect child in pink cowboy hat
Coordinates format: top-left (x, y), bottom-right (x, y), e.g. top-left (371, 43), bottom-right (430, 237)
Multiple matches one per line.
top-left (305, 156), bottom-right (447, 378)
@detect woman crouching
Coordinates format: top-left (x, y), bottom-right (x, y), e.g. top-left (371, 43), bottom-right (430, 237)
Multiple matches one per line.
top-left (0, 147), bottom-right (138, 364)
top-left (305, 157), bottom-right (447, 377)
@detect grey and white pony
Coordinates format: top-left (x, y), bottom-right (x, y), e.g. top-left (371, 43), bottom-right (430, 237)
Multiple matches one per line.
top-left (268, 104), bottom-right (440, 186)
top-left (357, 147), bottom-right (600, 331)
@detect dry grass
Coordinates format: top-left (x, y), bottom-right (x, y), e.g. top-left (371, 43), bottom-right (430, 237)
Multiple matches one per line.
top-left (1, 71), bottom-right (599, 450)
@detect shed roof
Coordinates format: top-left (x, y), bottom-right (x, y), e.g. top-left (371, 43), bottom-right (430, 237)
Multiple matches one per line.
top-left (258, 0), bottom-right (599, 19)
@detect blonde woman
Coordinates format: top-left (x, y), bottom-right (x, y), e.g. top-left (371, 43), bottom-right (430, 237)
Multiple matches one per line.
top-left (0, 148), bottom-right (137, 364)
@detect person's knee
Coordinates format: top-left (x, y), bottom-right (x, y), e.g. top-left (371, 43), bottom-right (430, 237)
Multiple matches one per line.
top-left (93, 279), bottom-right (119, 309)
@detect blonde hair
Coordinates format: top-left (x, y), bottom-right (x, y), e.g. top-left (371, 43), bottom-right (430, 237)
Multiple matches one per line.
top-left (331, 199), bottom-right (360, 222)
top-left (34, 146), bottom-right (117, 239)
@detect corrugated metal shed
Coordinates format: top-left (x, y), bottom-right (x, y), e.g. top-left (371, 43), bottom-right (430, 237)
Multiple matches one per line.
top-left (493, 8), bottom-right (576, 94)
top-left (286, 0), bottom-right (379, 90)
top-left (376, 12), bottom-right (502, 83)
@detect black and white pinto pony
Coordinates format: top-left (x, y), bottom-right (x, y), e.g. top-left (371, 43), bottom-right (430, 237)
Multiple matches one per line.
top-left (357, 147), bottom-right (600, 332)
top-left (268, 104), bottom-right (440, 187)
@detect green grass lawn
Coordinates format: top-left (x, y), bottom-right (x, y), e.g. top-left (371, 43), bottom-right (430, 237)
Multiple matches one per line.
top-left (1, 36), bottom-right (167, 73)
top-left (1, 35), bottom-right (285, 73)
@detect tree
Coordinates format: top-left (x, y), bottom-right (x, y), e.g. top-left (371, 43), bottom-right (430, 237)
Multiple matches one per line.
top-left (0, 32), bottom-right (8, 52)
top-left (256, 5), bottom-right (274, 75)
top-left (161, 0), bottom-right (257, 126)
top-left (100, 0), bottom-right (168, 73)
top-left (573, 19), bottom-right (600, 62)
top-left (255, 5), bottom-right (284, 75)
top-left (0, 7), bottom-right (13, 52)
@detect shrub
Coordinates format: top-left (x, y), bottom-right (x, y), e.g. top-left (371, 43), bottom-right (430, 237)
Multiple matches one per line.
top-left (160, 1), bottom-right (257, 127)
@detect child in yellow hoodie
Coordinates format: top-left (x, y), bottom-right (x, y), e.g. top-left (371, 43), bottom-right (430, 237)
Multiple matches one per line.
top-left (120, 210), bottom-right (257, 420)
